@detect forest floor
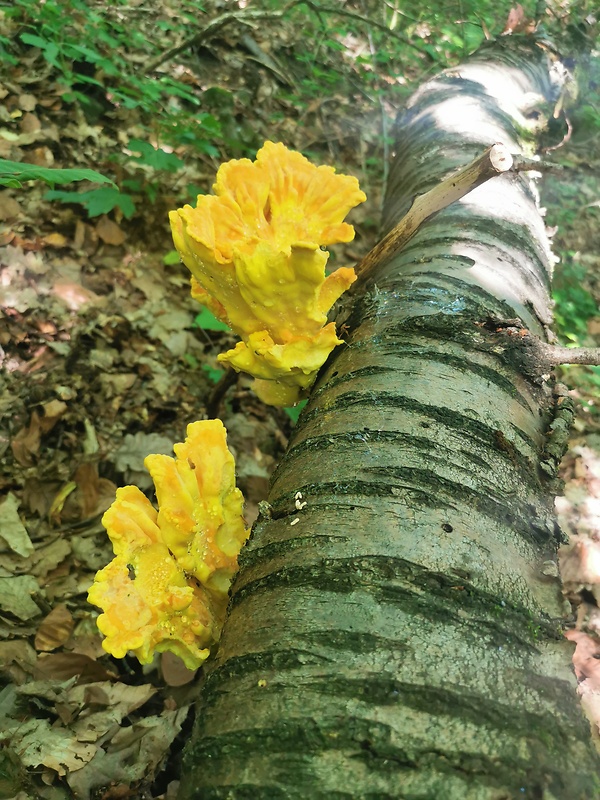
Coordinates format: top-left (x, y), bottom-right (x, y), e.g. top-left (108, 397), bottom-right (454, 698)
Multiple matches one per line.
top-left (1, 3), bottom-right (599, 798)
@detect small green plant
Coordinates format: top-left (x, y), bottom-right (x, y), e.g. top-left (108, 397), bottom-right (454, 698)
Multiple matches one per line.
top-left (43, 187), bottom-right (135, 218)
top-left (284, 399), bottom-right (307, 424)
top-left (553, 258), bottom-right (597, 344)
top-left (44, 139), bottom-right (186, 218)
top-left (6, 0), bottom-right (224, 161)
top-left (202, 363), bottom-right (226, 384)
top-left (118, 139), bottom-right (185, 205)
top-left (163, 250), bottom-right (182, 266)
top-left (0, 159), bottom-right (115, 189)
top-left (193, 308), bottom-right (230, 333)
top-left (127, 139), bottom-right (184, 173)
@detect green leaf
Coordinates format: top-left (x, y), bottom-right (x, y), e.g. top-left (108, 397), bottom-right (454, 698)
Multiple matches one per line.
top-left (109, 91), bottom-right (142, 110)
top-left (128, 139), bottom-right (184, 173)
top-left (44, 187), bottom-right (136, 218)
top-left (95, 56), bottom-right (121, 77)
top-left (63, 42), bottom-right (104, 63)
top-left (163, 250), bottom-right (181, 266)
top-left (70, 73), bottom-right (105, 88)
top-left (0, 159), bottom-right (115, 189)
top-left (202, 363), bottom-right (225, 384)
top-left (194, 140), bottom-right (221, 158)
top-left (95, 28), bottom-right (121, 49)
top-left (0, 48), bottom-right (18, 67)
top-left (193, 308), bottom-right (230, 332)
top-left (284, 400), bottom-right (307, 424)
top-left (20, 33), bottom-right (60, 67)
top-left (19, 32), bottom-right (49, 49)
top-left (159, 79), bottom-right (200, 105)
top-left (121, 178), bottom-right (143, 193)
top-left (185, 185), bottom-right (206, 202)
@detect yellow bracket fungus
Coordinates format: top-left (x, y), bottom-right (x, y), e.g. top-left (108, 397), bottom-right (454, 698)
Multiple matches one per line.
top-left (88, 420), bottom-right (249, 671)
top-left (169, 141), bottom-right (366, 406)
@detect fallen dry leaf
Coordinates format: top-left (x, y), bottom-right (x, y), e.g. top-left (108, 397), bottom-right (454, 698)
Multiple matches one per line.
top-left (60, 462), bottom-right (116, 522)
top-left (113, 431), bottom-right (175, 474)
top-left (580, 690), bottom-right (600, 749)
top-left (42, 232), bottom-right (69, 248)
top-left (41, 399), bottom-right (68, 427)
top-left (10, 233), bottom-right (45, 251)
top-left (18, 93), bottom-right (37, 111)
top-left (0, 639), bottom-right (38, 683)
top-left (26, 145), bottom-right (54, 166)
top-left (0, 492), bottom-right (34, 557)
top-left (35, 603), bottom-right (74, 651)
top-left (71, 681), bottom-right (156, 716)
top-left (11, 401), bottom-right (67, 466)
top-left (21, 477), bottom-right (61, 517)
top-left (0, 191), bottom-right (22, 221)
top-left (30, 536), bottom-right (72, 579)
top-left (6, 717), bottom-right (97, 776)
top-left (96, 215), bottom-right (126, 246)
top-left (160, 651), bottom-right (197, 687)
top-left (52, 280), bottom-right (101, 310)
top-left (0, 575), bottom-right (41, 620)
top-left (36, 652), bottom-right (117, 683)
top-left (66, 706), bottom-right (188, 799)
top-left (560, 535), bottom-right (600, 586)
top-left (21, 111), bottom-right (41, 133)
top-left (10, 411), bottom-right (42, 467)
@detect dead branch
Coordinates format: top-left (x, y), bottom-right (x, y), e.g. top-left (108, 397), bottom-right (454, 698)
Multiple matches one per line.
top-left (511, 154), bottom-right (565, 174)
top-left (486, 319), bottom-right (600, 377)
top-left (356, 142), bottom-right (513, 280)
top-left (145, 0), bottom-right (427, 75)
top-left (145, 6), bottom-right (295, 74)
top-left (523, 338), bottom-right (600, 372)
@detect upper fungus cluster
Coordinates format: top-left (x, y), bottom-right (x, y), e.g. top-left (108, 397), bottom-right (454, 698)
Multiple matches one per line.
top-left (169, 141), bottom-right (366, 405)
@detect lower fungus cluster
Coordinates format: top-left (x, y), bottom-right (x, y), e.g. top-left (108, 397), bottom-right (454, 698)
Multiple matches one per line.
top-left (88, 420), bottom-right (249, 671)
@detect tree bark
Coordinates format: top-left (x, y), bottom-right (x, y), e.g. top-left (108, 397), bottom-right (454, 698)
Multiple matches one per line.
top-left (178, 37), bottom-right (600, 799)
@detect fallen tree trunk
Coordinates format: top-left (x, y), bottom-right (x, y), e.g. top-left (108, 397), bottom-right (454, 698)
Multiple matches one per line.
top-left (178, 36), bottom-right (600, 799)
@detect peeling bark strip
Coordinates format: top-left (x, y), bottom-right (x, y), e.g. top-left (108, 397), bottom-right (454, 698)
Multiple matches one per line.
top-left (179, 40), bottom-right (600, 799)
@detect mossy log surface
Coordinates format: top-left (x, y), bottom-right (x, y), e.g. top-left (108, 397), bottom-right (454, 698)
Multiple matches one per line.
top-left (179, 38), bottom-right (600, 800)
